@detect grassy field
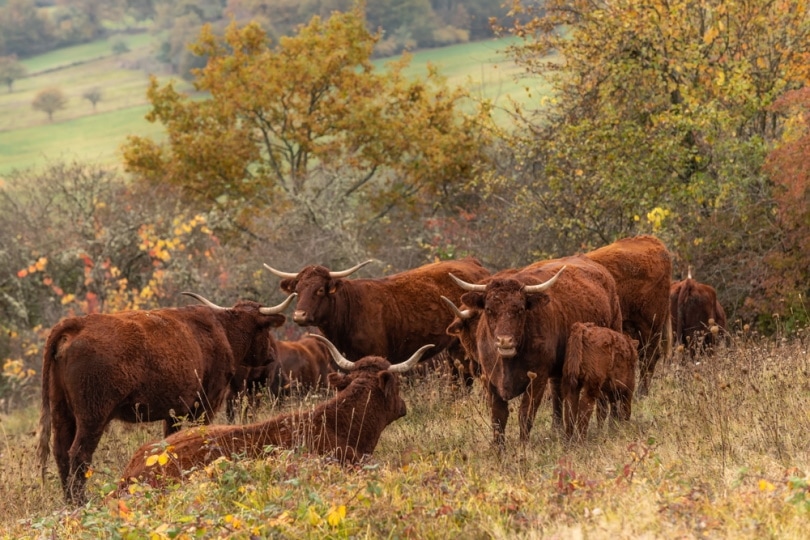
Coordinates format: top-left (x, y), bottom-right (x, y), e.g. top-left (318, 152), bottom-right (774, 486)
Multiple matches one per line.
top-left (1, 334), bottom-right (808, 538)
top-left (0, 35), bottom-right (541, 177)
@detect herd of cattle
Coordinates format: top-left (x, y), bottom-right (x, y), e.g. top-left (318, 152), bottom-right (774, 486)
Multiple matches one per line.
top-left (33, 235), bottom-right (730, 505)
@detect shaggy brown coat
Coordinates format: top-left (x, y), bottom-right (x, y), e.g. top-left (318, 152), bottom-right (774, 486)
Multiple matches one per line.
top-left (561, 322), bottom-right (638, 440)
top-left (457, 255), bottom-right (623, 446)
top-left (269, 257), bottom-right (490, 385)
top-left (670, 275), bottom-right (727, 357)
top-left (585, 235), bottom-right (673, 396)
top-left (36, 299), bottom-right (286, 504)
top-left (117, 355), bottom-right (409, 491)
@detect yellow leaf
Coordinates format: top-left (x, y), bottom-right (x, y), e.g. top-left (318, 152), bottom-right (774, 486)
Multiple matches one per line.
top-left (145, 454), bottom-right (160, 467)
top-left (758, 479), bottom-right (776, 492)
top-left (157, 452), bottom-right (169, 466)
top-left (35, 257), bottom-right (48, 271)
top-left (327, 505), bottom-right (346, 527)
top-left (306, 505), bottom-right (323, 527)
top-left (84, 467), bottom-right (94, 479)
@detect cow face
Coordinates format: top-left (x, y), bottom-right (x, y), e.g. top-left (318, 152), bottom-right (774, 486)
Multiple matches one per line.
top-left (327, 364), bottom-right (407, 420)
top-left (281, 266), bottom-right (339, 327)
top-left (229, 301), bottom-right (287, 366)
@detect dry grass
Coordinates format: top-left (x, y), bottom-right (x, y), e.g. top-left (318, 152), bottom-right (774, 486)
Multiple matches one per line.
top-left (1, 333), bottom-right (808, 539)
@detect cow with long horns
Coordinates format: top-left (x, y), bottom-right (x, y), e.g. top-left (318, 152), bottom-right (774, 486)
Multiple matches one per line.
top-left (36, 292), bottom-right (295, 505)
top-left (263, 257), bottom-right (490, 385)
top-left (448, 255), bottom-right (623, 446)
top-left (116, 334), bottom-right (431, 491)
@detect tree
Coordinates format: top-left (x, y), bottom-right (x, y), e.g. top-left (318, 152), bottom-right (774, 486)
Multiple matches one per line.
top-left (31, 87), bottom-right (67, 121)
top-left (487, 0), bottom-right (810, 323)
top-left (0, 55), bottom-right (26, 93)
top-left (122, 9), bottom-right (491, 258)
top-left (82, 86), bottom-right (102, 111)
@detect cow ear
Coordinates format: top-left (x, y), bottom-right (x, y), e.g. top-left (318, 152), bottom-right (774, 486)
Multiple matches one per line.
top-left (328, 372), bottom-right (350, 390)
top-left (460, 292), bottom-right (485, 309)
top-left (377, 371), bottom-right (397, 398)
top-left (328, 279), bottom-right (340, 295)
top-left (447, 320), bottom-right (462, 336)
top-left (280, 278), bottom-right (298, 294)
top-left (267, 314), bottom-right (286, 328)
top-left (525, 293), bottom-right (549, 310)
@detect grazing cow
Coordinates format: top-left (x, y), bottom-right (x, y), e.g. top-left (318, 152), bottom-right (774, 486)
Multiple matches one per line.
top-left (263, 257), bottom-right (490, 385)
top-left (116, 335), bottom-right (432, 491)
top-left (561, 322), bottom-right (638, 440)
top-left (226, 334), bottom-right (337, 422)
top-left (36, 292), bottom-right (295, 505)
top-left (585, 235), bottom-right (673, 396)
top-left (450, 255), bottom-right (623, 446)
top-left (670, 266), bottom-right (727, 358)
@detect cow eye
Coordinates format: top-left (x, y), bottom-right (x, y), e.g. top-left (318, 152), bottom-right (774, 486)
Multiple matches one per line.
top-left (317, 288), bottom-right (325, 296)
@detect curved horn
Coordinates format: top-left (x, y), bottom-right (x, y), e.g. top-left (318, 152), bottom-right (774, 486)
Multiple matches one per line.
top-left (328, 260), bottom-right (374, 278)
top-left (449, 273), bottom-right (487, 292)
top-left (263, 263), bottom-right (300, 280)
top-left (306, 333), bottom-right (358, 371)
top-left (440, 295), bottom-right (472, 320)
top-left (181, 292), bottom-right (227, 311)
top-left (259, 293), bottom-right (297, 315)
top-left (388, 344), bottom-right (434, 373)
top-left (522, 265), bottom-right (566, 294)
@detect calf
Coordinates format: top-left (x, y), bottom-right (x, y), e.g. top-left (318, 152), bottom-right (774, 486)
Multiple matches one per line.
top-left (561, 322), bottom-right (638, 440)
top-left (117, 335), bottom-right (432, 491)
top-left (670, 266), bottom-right (727, 358)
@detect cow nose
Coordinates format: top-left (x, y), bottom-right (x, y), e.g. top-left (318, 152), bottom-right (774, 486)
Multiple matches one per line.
top-left (496, 335), bottom-right (515, 349)
top-left (292, 310), bottom-right (308, 324)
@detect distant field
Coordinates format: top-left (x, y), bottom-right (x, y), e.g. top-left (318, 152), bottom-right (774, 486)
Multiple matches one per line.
top-left (0, 35), bottom-right (548, 177)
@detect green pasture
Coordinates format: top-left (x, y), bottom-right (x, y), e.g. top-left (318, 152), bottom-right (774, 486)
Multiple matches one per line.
top-left (1, 35), bottom-right (548, 177)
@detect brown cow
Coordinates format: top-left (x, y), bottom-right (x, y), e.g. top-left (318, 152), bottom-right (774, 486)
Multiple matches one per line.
top-left (226, 334), bottom-right (337, 422)
top-left (585, 235), bottom-right (672, 396)
top-left (263, 257), bottom-right (490, 385)
top-left (670, 266), bottom-right (727, 358)
top-left (36, 292), bottom-right (295, 505)
top-left (561, 322), bottom-right (638, 440)
top-left (450, 255), bottom-right (623, 446)
top-left (116, 334), bottom-right (432, 492)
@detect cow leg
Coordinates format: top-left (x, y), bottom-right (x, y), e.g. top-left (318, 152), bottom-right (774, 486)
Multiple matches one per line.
top-left (549, 377), bottom-right (564, 430)
top-left (487, 388), bottom-right (509, 448)
top-left (51, 403), bottom-right (76, 500)
top-left (595, 393), bottom-right (609, 429)
top-left (518, 373), bottom-right (549, 441)
top-left (577, 386), bottom-right (600, 440)
top-left (561, 382), bottom-right (579, 440)
top-left (67, 422), bottom-right (106, 505)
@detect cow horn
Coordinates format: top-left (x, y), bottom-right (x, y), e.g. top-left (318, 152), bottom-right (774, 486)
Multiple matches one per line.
top-left (449, 273), bottom-right (487, 292)
top-left (259, 293), bottom-right (297, 315)
top-left (328, 260), bottom-right (374, 278)
top-left (388, 344), bottom-right (435, 373)
top-left (440, 295), bottom-right (472, 319)
top-left (181, 292), bottom-right (226, 310)
top-left (263, 263), bottom-right (300, 280)
top-left (522, 266), bottom-right (566, 294)
top-left (306, 333), bottom-right (358, 371)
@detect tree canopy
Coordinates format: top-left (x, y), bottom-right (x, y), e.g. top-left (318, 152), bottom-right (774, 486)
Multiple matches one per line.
top-left (122, 9), bottom-right (491, 253)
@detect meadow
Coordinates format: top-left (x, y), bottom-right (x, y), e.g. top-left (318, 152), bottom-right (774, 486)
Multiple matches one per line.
top-left (1, 331), bottom-right (808, 538)
top-left (0, 34), bottom-right (538, 176)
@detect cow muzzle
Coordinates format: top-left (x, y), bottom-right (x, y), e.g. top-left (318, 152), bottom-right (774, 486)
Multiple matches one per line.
top-left (496, 335), bottom-right (517, 358)
top-left (292, 310), bottom-right (310, 325)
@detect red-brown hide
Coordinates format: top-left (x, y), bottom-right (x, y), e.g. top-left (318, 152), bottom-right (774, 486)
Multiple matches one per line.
top-left (670, 274), bottom-right (727, 357)
top-left (458, 255), bottom-right (623, 446)
top-left (273, 257), bottom-right (490, 384)
top-left (36, 299), bottom-right (285, 505)
top-left (585, 235), bottom-right (672, 396)
top-left (117, 355), bottom-right (408, 491)
top-left (561, 322), bottom-right (638, 440)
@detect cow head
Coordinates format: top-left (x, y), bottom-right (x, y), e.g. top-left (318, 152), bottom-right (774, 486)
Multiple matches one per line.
top-left (181, 292), bottom-right (294, 367)
top-left (264, 261), bottom-right (372, 326)
top-left (309, 333), bottom-right (433, 421)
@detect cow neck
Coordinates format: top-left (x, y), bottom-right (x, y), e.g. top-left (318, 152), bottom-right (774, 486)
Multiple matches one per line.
top-left (319, 283), bottom-right (357, 356)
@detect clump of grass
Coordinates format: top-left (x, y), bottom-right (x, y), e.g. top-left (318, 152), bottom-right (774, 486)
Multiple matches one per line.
top-left (2, 336), bottom-right (809, 538)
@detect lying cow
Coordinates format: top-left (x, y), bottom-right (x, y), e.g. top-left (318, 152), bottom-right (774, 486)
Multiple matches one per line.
top-left (36, 292), bottom-right (294, 505)
top-left (670, 266), bottom-right (728, 358)
top-left (226, 334), bottom-right (337, 422)
top-left (263, 257), bottom-right (490, 386)
top-left (561, 322), bottom-right (638, 440)
top-left (116, 334), bottom-right (432, 491)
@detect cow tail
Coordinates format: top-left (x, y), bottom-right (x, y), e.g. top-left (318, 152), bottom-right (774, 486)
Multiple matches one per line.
top-left (564, 327), bottom-right (584, 387)
top-left (36, 324), bottom-right (62, 484)
top-left (661, 310), bottom-right (673, 360)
